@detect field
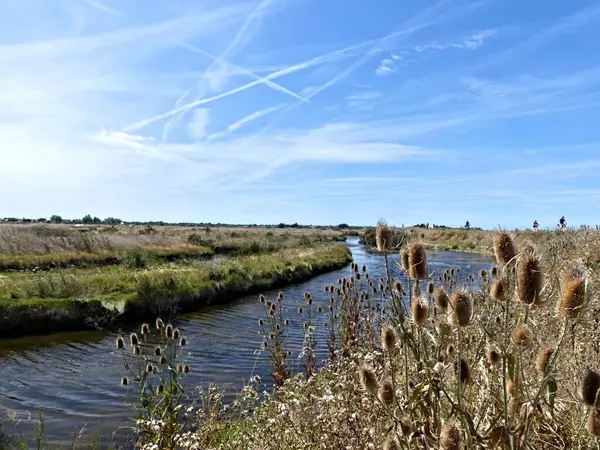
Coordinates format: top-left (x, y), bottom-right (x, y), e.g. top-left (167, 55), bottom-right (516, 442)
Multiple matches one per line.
top-left (0, 224), bottom-right (351, 337)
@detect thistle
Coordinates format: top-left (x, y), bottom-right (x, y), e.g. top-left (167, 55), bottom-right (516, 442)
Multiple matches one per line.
top-left (517, 251), bottom-right (542, 305)
top-left (408, 243), bottom-right (428, 280)
top-left (448, 290), bottom-right (472, 327)
top-left (441, 420), bottom-right (462, 450)
top-left (359, 366), bottom-right (378, 394)
top-left (376, 220), bottom-right (393, 252)
top-left (558, 268), bottom-right (586, 319)
top-left (493, 230), bottom-right (516, 265)
top-left (411, 297), bottom-right (429, 326)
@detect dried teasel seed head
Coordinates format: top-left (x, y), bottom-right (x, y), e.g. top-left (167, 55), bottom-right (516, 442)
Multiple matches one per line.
top-left (173, 328), bottom-right (181, 340)
top-left (129, 333), bottom-right (139, 347)
top-left (493, 230), bottom-right (516, 265)
top-left (183, 364), bottom-right (190, 374)
top-left (517, 251), bottom-right (542, 305)
top-left (487, 346), bottom-right (502, 369)
top-left (582, 369), bottom-right (600, 407)
top-left (121, 376), bottom-right (128, 386)
top-left (141, 323), bottom-right (150, 335)
top-left (446, 343), bottom-right (455, 358)
top-left (512, 325), bottom-right (532, 347)
top-left (154, 346), bottom-right (162, 356)
top-left (376, 220), bottom-right (393, 252)
top-left (180, 337), bottom-right (187, 347)
top-left (160, 355), bottom-right (167, 365)
top-left (258, 294), bottom-right (265, 303)
top-left (155, 318), bottom-right (164, 329)
top-left (507, 375), bottom-right (520, 397)
top-left (456, 358), bottom-right (472, 384)
top-left (436, 321), bottom-right (452, 338)
top-left (408, 243), bottom-right (428, 280)
top-left (394, 280), bottom-right (403, 294)
top-left (400, 248), bottom-right (409, 272)
top-left (412, 281), bottom-right (421, 298)
top-left (378, 379), bottom-right (395, 406)
top-left (177, 364), bottom-right (183, 373)
top-left (535, 347), bottom-right (554, 375)
top-left (490, 277), bottom-right (506, 302)
top-left (491, 266), bottom-right (498, 278)
top-left (587, 408), bottom-right (600, 437)
top-left (448, 290), bottom-right (472, 327)
top-left (156, 384), bottom-right (164, 394)
top-left (258, 319), bottom-right (264, 326)
top-left (146, 363), bottom-right (153, 373)
top-left (115, 337), bottom-right (124, 350)
top-left (427, 281), bottom-right (435, 295)
top-left (132, 345), bottom-right (140, 356)
top-left (441, 420), bottom-right (462, 450)
top-left (165, 324), bottom-right (173, 339)
top-left (359, 365), bottom-right (378, 394)
top-left (411, 297), bottom-right (429, 326)
top-left (381, 325), bottom-right (398, 352)
top-left (435, 287), bottom-right (449, 312)
top-left (558, 268), bottom-right (587, 319)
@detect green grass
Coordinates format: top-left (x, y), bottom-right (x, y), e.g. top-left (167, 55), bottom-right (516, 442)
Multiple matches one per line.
top-left (0, 245), bottom-right (352, 337)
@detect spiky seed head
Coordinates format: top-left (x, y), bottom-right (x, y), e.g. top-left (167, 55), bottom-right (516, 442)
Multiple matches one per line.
top-left (173, 328), bottom-right (180, 340)
top-left (381, 325), bottom-right (398, 352)
top-left (441, 420), bottom-right (462, 450)
top-left (491, 266), bottom-right (498, 278)
top-left (258, 319), bottom-right (264, 326)
top-left (155, 318), bottom-right (164, 329)
top-left (298, 306), bottom-right (303, 314)
top-left (115, 337), bottom-right (124, 350)
top-left (512, 325), bottom-right (532, 347)
top-left (156, 384), bottom-right (164, 394)
top-left (132, 345), bottom-right (140, 356)
top-left (277, 292), bottom-right (284, 302)
top-left (448, 291), bottom-right (472, 327)
top-left (183, 364), bottom-right (190, 374)
top-left (154, 346), bottom-right (162, 356)
top-left (152, 365), bottom-right (158, 373)
top-left (493, 231), bottom-right (516, 265)
top-left (582, 369), bottom-right (600, 407)
top-left (400, 248), bottom-right (409, 272)
top-left (160, 355), bottom-right (167, 365)
top-left (587, 409), bottom-right (600, 437)
top-left (376, 220), bottom-right (393, 252)
top-left (285, 319), bottom-right (290, 326)
top-left (495, 315), bottom-right (502, 325)
top-left (129, 333), bottom-right (139, 347)
top-left (479, 269), bottom-right (487, 279)
top-left (490, 278), bottom-right (506, 302)
top-left (427, 281), bottom-right (435, 295)
top-left (359, 365), bottom-right (378, 394)
top-left (180, 337), bottom-right (187, 347)
top-left (394, 280), bottom-right (403, 294)
top-left (487, 346), bottom-right (502, 368)
top-left (446, 343), bottom-right (455, 358)
top-left (558, 268), bottom-right (586, 319)
top-left (521, 241), bottom-right (536, 256)
top-left (165, 324), bottom-right (173, 339)
top-left (517, 252), bottom-right (542, 305)
top-left (121, 376), bottom-right (128, 386)
top-left (411, 298), bottom-right (429, 326)
top-left (177, 364), bottom-right (183, 373)
top-left (383, 436), bottom-right (400, 450)
top-left (378, 379), bottom-right (395, 406)
top-left (436, 321), bottom-right (451, 338)
top-left (535, 347), bottom-right (554, 375)
top-left (259, 294), bottom-right (265, 303)
top-left (408, 243), bottom-right (428, 280)
top-left (141, 323), bottom-right (150, 335)
top-left (456, 358), bottom-right (472, 384)
top-left (435, 287), bottom-right (449, 312)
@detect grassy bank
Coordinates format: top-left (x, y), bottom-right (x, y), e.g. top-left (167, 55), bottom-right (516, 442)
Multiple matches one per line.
top-left (0, 244), bottom-right (352, 337)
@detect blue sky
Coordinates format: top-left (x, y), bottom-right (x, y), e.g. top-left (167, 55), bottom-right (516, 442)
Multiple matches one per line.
top-left (1, 0), bottom-right (600, 229)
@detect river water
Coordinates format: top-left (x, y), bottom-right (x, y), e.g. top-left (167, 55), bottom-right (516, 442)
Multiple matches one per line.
top-left (0, 238), bottom-right (492, 447)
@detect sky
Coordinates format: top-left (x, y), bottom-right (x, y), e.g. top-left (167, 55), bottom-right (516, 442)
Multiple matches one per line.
top-left (1, 0), bottom-right (600, 229)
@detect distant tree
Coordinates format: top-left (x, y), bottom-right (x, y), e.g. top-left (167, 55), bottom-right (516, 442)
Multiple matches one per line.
top-left (93, 216), bottom-right (101, 224)
top-left (50, 215), bottom-right (63, 223)
top-left (5, 217), bottom-right (18, 222)
top-left (37, 218), bottom-right (47, 223)
top-left (82, 214), bottom-right (93, 224)
top-left (22, 218), bottom-right (32, 223)
top-left (104, 217), bottom-right (122, 225)
top-left (337, 223), bottom-right (350, 229)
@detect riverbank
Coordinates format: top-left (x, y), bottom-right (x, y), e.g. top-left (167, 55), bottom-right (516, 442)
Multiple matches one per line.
top-left (0, 244), bottom-right (352, 338)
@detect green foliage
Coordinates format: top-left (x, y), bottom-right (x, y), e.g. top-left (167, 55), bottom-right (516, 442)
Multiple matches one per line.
top-left (49, 215), bottom-right (62, 223)
top-left (120, 248), bottom-right (151, 269)
top-left (82, 214), bottom-right (93, 224)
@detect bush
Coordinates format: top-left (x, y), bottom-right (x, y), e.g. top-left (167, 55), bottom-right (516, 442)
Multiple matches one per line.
top-left (121, 249), bottom-right (151, 269)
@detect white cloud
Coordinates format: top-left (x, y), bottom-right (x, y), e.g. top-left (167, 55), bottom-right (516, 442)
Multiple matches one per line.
top-left (187, 109), bottom-right (211, 140)
top-left (375, 58), bottom-right (397, 76)
top-left (207, 105), bottom-right (284, 140)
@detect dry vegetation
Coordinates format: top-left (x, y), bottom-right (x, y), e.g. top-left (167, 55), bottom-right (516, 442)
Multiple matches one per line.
top-left (126, 226), bottom-right (600, 450)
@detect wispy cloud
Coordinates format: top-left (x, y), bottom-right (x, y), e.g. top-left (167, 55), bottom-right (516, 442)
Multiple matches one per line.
top-left (207, 104), bottom-right (285, 140)
top-left (82, 0), bottom-right (121, 16)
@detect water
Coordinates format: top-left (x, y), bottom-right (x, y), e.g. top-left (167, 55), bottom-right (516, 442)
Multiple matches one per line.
top-left (0, 239), bottom-right (492, 446)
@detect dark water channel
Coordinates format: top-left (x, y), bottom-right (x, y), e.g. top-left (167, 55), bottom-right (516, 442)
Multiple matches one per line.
top-left (0, 238), bottom-right (492, 446)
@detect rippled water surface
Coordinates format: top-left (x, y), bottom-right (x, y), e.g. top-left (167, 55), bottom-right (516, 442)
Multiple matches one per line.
top-left (0, 239), bottom-right (492, 446)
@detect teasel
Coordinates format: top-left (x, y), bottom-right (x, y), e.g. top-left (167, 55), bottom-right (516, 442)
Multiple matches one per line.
top-left (441, 420), bottom-right (462, 450)
top-left (258, 294), bottom-right (265, 303)
top-left (491, 266), bottom-right (498, 278)
top-left (381, 324), bottom-right (398, 352)
top-left (359, 365), bottom-right (378, 394)
top-left (486, 346), bottom-right (502, 369)
top-left (183, 364), bottom-right (190, 374)
top-left (121, 376), bottom-right (128, 386)
top-left (448, 290), bottom-right (473, 327)
top-left (378, 379), bottom-right (395, 406)
top-left (115, 337), bottom-right (124, 350)
top-left (493, 230), bottom-right (516, 265)
top-left (173, 328), bottom-right (181, 340)
top-left (479, 269), bottom-right (487, 280)
top-left (156, 384), bottom-right (164, 394)
top-left (582, 369), bottom-right (600, 407)
top-left (435, 287), bottom-right (450, 312)
top-left (512, 325), bottom-right (532, 347)
top-left (587, 408), bottom-right (600, 437)
top-left (376, 220), bottom-right (393, 252)
top-left (129, 333), bottom-right (139, 347)
top-left (132, 344), bottom-right (140, 356)
top-left (446, 343), bottom-right (455, 359)
top-left (517, 251), bottom-right (542, 305)
top-left (155, 318), bottom-right (164, 329)
top-left (490, 277), bottom-right (506, 302)
top-left (427, 281), bottom-right (435, 295)
top-left (436, 321), bottom-right (451, 338)
top-left (160, 355), bottom-right (167, 365)
top-left (400, 248), bottom-right (409, 272)
top-left (154, 346), bottom-right (162, 356)
top-left (456, 357), bottom-right (472, 384)
top-left (165, 324), bottom-right (174, 339)
top-left (411, 297), bottom-right (429, 326)
top-left (536, 347), bottom-right (554, 376)
top-left (558, 267), bottom-right (587, 319)
top-left (141, 323), bottom-right (150, 335)
top-left (408, 243), bottom-right (428, 280)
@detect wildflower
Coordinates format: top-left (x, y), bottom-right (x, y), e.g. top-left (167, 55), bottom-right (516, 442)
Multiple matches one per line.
top-left (411, 298), bottom-right (429, 326)
top-left (441, 420), bottom-right (462, 450)
top-left (408, 243), bottom-right (427, 280)
top-left (381, 325), bottom-right (397, 352)
top-left (493, 231), bottom-right (516, 265)
top-left (115, 337), bottom-right (124, 350)
top-left (359, 366), bottom-right (378, 395)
